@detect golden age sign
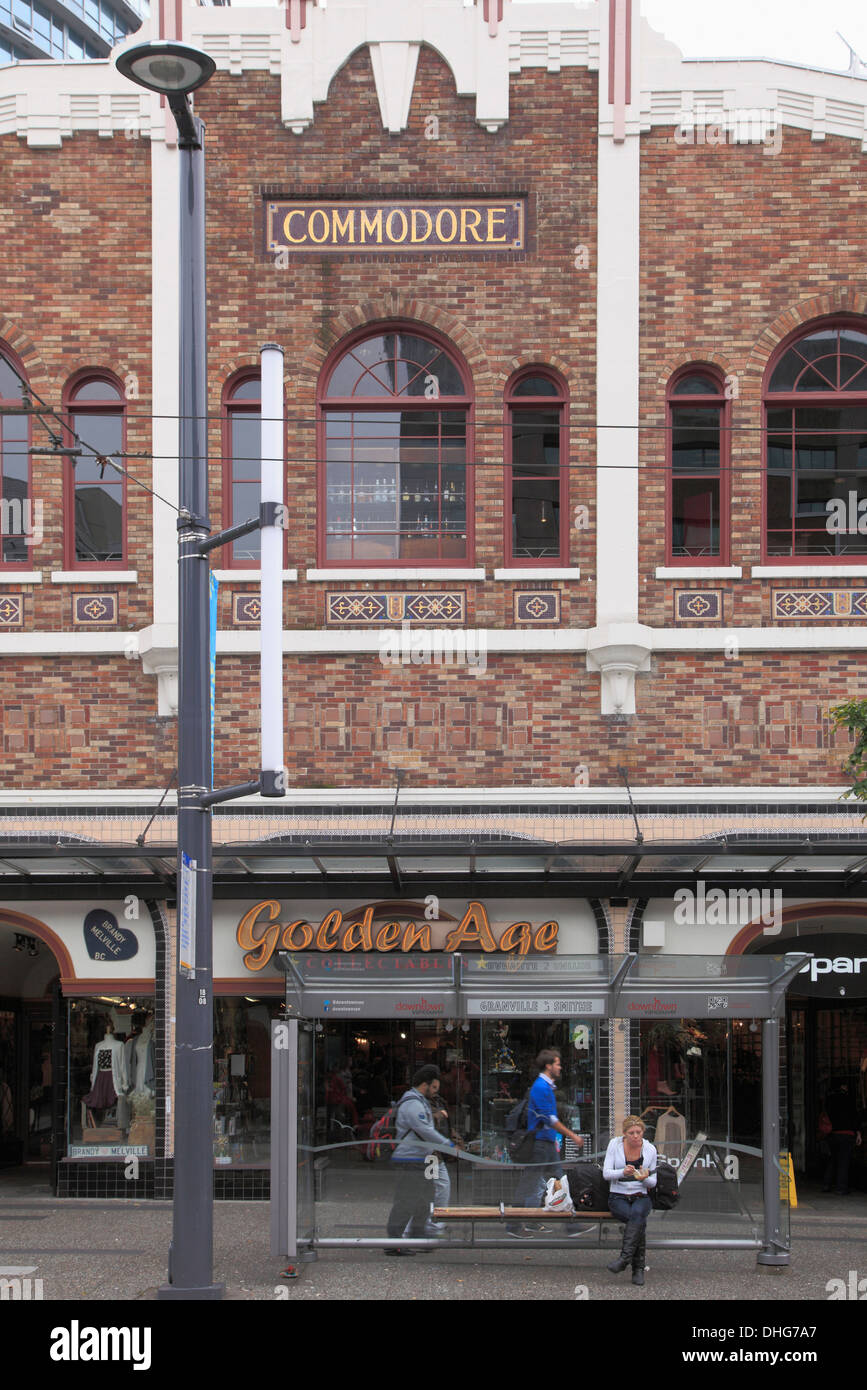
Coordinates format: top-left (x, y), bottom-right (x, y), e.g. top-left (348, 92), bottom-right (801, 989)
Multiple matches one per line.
top-left (266, 198), bottom-right (526, 255)
top-left (237, 900), bottom-right (558, 970)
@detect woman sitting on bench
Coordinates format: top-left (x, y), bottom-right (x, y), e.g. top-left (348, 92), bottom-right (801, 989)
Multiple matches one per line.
top-left (603, 1115), bottom-right (657, 1287)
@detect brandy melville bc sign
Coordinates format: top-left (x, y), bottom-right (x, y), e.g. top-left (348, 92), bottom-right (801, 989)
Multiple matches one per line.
top-left (265, 199), bottom-right (525, 255)
top-left (237, 900), bottom-right (559, 971)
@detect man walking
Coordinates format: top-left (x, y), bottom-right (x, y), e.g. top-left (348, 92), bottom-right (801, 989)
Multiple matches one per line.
top-left (507, 1049), bottom-right (583, 1237)
top-left (385, 1064), bottom-right (458, 1255)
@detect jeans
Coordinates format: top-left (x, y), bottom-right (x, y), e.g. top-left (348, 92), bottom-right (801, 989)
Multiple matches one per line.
top-left (387, 1161), bottom-right (431, 1239)
top-left (608, 1192), bottom-right (652, 1238)
top-left (823, 1134), bottom-right (856, 1195)
top-left (507, 1138), bottom-right (562, 1232)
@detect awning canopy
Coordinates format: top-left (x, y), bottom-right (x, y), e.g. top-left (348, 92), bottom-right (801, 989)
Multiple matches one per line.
top-left (0, 831), bottom-right (865, 898)
top-left (275, 950), bottom-right (811, 1019)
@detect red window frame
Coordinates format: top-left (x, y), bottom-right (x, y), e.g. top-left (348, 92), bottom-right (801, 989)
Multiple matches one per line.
top-left (221, 369), bottom-right (269, 569)
top-left (316, 322), bottom-right (474, 568)
top-left (0, 342), bottom-right (32, 571)
top-left (504, 366), bottom-right (568, 566)
top-left (62, 370), bottom-right (127, 569)
top-left (665, 365), bottom-right (730, 566)
top-left (763, 316), bottom-right (867, 564)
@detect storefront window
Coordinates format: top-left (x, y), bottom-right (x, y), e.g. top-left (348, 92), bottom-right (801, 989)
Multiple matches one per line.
top-left (639, 1017), bottom-right (762, 1154)
top-left (66, 998), bottom-right (155, 1157)
top-left (313, 1017), bottom-right (597, 1160)
top-left (213, 997), bottom-right (282, 1166)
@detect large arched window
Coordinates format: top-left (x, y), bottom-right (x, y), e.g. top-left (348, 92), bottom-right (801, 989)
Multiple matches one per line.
top-left (505, 368), bottom-right (567, 564)
top-left (666, 366), bottom-right (729, 563)
top-left (63, 373), bottom-right (126, 566)
top-left (765, 321), bottom-right (867, 559)
top-left (0, 346), bottom-right (31, 568)
top-left (222, 371), bottom-right (262, 567)
top-left (318, 326), bottom-right (472, 564)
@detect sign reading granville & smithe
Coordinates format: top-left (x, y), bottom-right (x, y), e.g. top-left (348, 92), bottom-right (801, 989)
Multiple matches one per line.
top-left (266, 199), bottom-right (526, 255)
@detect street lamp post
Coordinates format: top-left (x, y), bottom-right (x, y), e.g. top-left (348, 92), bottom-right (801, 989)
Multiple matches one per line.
top-left (117, 41), bottom-right (286, 1300)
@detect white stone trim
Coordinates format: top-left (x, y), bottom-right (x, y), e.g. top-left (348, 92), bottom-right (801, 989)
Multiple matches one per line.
top-left (49, 571), bottom-right (138, 584)
top-left (212, 569), bottom-right (298, 582)
top-left (751, 565), bottom-right (867, 578)
top-left (494, 567), bottom-right (581, 579)
top-left (0, 784), bottom-right (852, 808)
top-left (655, 566), bottom-right (742, 579)
top-left (0, 572), bottom-right (41, 584)
top-left (596, 1), bottom-right (641, 625)
top-left (0, 634), bottom-right (133, 653)
top-left (305, 568), bottom-right (486, 580)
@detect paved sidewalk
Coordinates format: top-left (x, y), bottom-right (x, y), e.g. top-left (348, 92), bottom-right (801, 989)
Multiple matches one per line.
top-left (1, 1174), bottom-right (866, 1301)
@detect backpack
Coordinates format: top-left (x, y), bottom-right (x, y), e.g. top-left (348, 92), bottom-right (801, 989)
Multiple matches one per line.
top-left (363, 1096), bottom-right (409, 1161)
top-left (505, 1089), bottom-right (538, 1161)
top-left (567, 1161), bottom-right (608, 1212)
top-left (651, 1159), bottom-right (680, 1210)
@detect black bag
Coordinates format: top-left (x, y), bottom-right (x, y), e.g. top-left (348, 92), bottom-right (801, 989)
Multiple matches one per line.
top-left (505, 1089), bottom-right (538, 1161)
top-left (651, 1159), bottom-right (679, 1210)
top-left (566, 1161), bottom-right (608, 1212)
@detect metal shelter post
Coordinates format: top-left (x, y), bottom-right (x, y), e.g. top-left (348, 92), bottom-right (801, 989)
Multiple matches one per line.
top-left (270, 1017), bottom-right (298, 1260)
top-left (758, 1015), bottom-right (787, 1268)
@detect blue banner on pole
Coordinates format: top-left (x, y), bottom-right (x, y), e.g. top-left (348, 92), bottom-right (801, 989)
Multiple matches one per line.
top-left (209, 570), bottom-right (218, 781)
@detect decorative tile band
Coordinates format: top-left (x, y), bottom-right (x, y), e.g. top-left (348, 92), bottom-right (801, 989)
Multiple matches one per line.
top-left (514, 590), bottom-right (561, 623)
top-left (233, 593), bottom-right (262, 626)
top-left (773, 588), bottom-right (867, 620)
top-left (326, 591), bottom-right (466, 624)
top-left (675, 589), bottom-right (722, 622)
top-left (0, 594), bottom-right (23, 628)
top-left (73, 593), bottom-right (118, 625)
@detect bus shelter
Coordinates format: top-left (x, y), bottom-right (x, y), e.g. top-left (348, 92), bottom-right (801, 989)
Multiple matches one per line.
top-left (270, 951), bottom-right (809, 1268)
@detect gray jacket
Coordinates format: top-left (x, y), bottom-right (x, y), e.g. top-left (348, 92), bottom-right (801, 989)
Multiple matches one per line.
top-left (392, 1088), bottom-right (456, 1162)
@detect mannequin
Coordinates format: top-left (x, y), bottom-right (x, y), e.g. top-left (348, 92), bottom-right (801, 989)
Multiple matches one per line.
top-left (132, 1013), bottom-right (155, 1095)
top-left (83, 1020), bottom-right (127, 1115)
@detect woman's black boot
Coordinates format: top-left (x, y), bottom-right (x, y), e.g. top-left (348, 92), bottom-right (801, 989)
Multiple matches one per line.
top-left (608, 1222), bottom-right (639, 1273)
top-left (631, 1231), bottom-right (646, 1286)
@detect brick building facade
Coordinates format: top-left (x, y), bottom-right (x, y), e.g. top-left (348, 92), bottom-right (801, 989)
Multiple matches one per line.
top-left (0, 0), bottom-right (865, 1208)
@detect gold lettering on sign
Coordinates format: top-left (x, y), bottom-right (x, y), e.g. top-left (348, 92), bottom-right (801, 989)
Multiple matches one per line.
top-left (235, 901), bottom-right (560, 969)
top-left (332, 208), bottom-right (355, 243)
top-left (435, 208), bottom-right (458, 242)
top-left (444, 901), bottom-right (497, 952)
top-left (308, 209), bottom-right (330, 244)
top-left (386, 209), bottom-right (408, 243)
top-left (237, 900), bottom-right (282, 971)
top-left (487, 207), bottom-right (507, 242)
top-left (316, 909), bottom-right (342, 951)
top-left (360, 209), bottom-right (383, 243)
top-left (283, 209), bottom-right (306, 243)
top-left (411, 208), bottom-right (433, 242)
top-left (343, 906), bottom-right (374, 952)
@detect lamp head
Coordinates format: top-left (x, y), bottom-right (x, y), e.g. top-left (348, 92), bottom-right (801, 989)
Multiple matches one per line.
top-left (115, 41), bottom-right (216, 97)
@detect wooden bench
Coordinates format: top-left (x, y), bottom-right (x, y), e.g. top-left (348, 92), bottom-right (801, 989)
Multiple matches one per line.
top-left (433, 1205), bottom-right (614, 1240)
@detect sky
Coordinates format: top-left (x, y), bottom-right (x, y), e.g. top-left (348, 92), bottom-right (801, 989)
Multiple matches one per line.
top-left (626, 0), bottom-right (867, 71)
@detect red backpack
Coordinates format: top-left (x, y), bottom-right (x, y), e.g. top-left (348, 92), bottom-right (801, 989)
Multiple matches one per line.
top-left (364, 1101), bottom-right (400, 1161)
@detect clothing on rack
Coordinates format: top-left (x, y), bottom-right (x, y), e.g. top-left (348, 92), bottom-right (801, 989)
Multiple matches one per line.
top-left (84, 1033), bottom-right (127, 1109)
top-left (653, 1107), bottom-right (687, 1159)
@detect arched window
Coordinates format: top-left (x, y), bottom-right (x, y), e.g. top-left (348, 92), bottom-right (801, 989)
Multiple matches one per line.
top-left (505, 368), bottom-right (567, 564)
top-left (666, 367), bottom-right (729, 563)
top-left (0, 346), bottom-right (31, 568)
top-left (63, 374), bottom-right (126, 566)
top-left (318, 326), bottom-right (472, 564)
top-left (222, 372), bottom-right (262, 567)
top-left (765, 321), bottom-right (867, 559)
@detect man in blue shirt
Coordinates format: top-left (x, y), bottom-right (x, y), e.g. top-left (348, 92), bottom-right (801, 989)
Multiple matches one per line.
top-left (507, 1049), bottom-right (584, 1237)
